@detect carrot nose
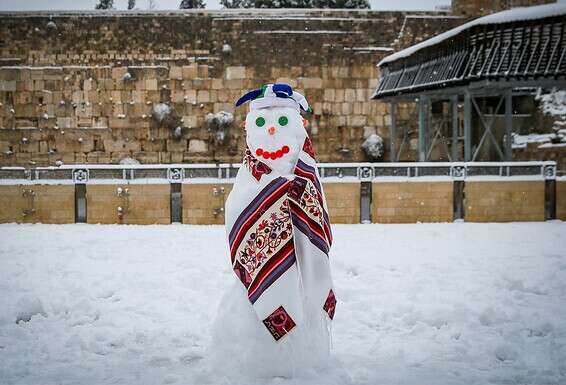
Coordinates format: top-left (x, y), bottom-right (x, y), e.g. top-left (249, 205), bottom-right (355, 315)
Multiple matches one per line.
top-left (267, 126), bottom-right (276, 135)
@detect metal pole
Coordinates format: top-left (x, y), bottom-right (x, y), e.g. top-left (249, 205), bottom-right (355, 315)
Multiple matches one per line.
top-left (427, 97), bottom-right (432, 160)
top-left (418, 96), bottom-right (427, 162)
top-left (390, 102), bottom-right (397, 162)
top-left (451, 95), bottom-right (459, 162)
top-left (464, 90), bottom-right (472, 162)
top-left (505, 88), bottom-right (513, 161)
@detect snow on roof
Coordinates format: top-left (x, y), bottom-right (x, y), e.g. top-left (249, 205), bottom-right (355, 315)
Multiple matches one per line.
top-left (378, 3), bottom-right (566, 67)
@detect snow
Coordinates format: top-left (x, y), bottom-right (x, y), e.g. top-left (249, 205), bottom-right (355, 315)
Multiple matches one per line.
top-left (119, 157), bottom-right (141, 165)
top-left (205, 111), bottom-right (233, 127)
top-left (379, 3), bottom-right (566, 66)
top-left (152, 103), bottom-right (172, 123)
top-left (539, 142), bottom-right (566, 149)
top-left (1, 222), bottom-right (565, 385)
top-left (537, 90), bottom-right (566, 118)
top-left (343, 47), bottom-right (395, 52)
top-left (253, 30), bottom-right (362, 35)
top-left (361, 133), bottom-right (384, 161)
top-left (511, 133), bottom-right (555, 149)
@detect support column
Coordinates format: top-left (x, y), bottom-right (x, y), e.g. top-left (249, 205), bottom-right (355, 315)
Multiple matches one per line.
top-left (464, 90), bottom-right (472, 162)
top-left (418, 96), bottom-right (428, 162)
top-left (505, 89), bottom-right (513, 161)
top-left (451, 95), bottom-right (459, 162)
top-left (390, 102), bottom-right (397, 162)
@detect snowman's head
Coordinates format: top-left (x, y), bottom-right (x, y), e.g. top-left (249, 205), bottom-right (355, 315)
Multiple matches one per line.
top-left (236, 84), bottom-right (311, 174)
top-left (245, 106), bottom-right (306, 173)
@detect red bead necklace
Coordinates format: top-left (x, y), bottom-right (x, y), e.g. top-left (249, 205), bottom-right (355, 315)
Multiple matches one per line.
top-left (255, 145), bottom-right (290, 160)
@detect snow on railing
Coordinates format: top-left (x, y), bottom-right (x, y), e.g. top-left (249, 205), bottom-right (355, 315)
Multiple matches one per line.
top-left (0, 161), bottom-right (557, 184)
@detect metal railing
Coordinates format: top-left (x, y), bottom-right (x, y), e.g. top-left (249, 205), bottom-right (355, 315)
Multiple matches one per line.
top-left (0, 161), bottom-right (557, 183)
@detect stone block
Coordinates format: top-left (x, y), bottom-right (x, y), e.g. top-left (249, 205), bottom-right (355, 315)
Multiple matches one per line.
top-left (301, 77), bottom-right (323, 89)
top-left (111, 67), bottom-right (128, 80)
top-left (188, 139), bottom-right (208, 153)
top-left (197, 90), bottom-right (210, 103)
top-left (211, 79), bottom-right (223, 90)
top-left (0, 81), bottom-right (17, 91)
top-left (183, 115), bottom-right (198, 128)
top-left (145, 79), bottom-right (158, 91)
top-left (225, 66), bottom-right (246, 80)
top-left (182, 65), bottom-right (198, 79)
top-left (169, 66), bottom-right (183, 79)
top-left (324, 89), bottom-right (335, 102)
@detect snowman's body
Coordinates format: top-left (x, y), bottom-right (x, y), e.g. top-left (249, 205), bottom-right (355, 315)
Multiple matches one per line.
top-left (210, 85), bottom-right (336, 380)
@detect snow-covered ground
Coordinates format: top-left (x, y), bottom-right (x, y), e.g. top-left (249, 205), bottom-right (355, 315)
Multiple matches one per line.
top-left (0, 222), bottom-right (565, 385)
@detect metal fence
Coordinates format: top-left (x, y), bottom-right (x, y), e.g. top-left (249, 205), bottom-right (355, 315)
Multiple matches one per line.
top-left (0, 161), bottom-right (557, 184)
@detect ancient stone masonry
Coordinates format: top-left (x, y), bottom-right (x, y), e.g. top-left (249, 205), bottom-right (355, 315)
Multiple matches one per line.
top-left (451, 0), bottom-right (555, 17)
top-left (0, 9), bottom-right (463, 166)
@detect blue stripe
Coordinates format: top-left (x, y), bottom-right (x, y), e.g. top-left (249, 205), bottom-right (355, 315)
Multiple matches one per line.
top-left (291, 214), bottom-right (329, 256)
top-left (249, 251), bottom-right (296, 304)
top-left (296, 159), bottom-right (322, 193)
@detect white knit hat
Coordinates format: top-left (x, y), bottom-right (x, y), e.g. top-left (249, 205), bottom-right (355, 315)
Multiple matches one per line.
top-left (235, 83), bottom-right (311, 113)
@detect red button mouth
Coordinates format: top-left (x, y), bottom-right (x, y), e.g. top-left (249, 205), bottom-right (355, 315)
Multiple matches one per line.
top-left (256, 145), bottom-right (289, 160)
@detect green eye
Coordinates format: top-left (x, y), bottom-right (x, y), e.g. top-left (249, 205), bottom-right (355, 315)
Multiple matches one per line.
top-left (255, 117), bottom-right (265, 127)
top-left (278, 116), bottom-right (288, 126)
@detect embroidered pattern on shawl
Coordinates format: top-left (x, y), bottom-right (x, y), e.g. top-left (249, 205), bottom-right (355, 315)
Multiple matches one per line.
top-left (288, 176), bottom-right (330, 255)
top-left (244, 147), bottom-right (272, 181)
top-left (302, 137), bottom-right (316, 159)
top-left (294, 159), bottom-right (333, 248)
top-left (229, 177), bottom-right (296, 304)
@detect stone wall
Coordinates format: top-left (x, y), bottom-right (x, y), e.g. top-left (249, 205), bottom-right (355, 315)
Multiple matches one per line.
top-left (323, 182), bottom-right (360, 224)
top-left (372, 181), bottom-right (454, 223)
top-left (86, 183), bottom-right (171, 224)
top-left (0, 178), bottom-right (556, 224)
top-left (451, 0), bottom-right (555, 17)
top-left (0, 10), bottom-right (463, 166)
top-left (0, 184), bottom-right (75, 223)
top-left (464, 180), bottom-right (545, 222)
top-left (182, 183), bottom-right (232, 224)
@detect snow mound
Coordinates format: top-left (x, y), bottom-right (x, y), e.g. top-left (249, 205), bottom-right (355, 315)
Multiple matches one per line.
top-left (15, 297), bottom-right (46, 324)
top-left (208, 279), bottom-right (350, 384)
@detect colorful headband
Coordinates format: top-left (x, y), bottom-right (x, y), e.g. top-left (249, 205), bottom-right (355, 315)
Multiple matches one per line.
top-left (235, 83), bottom-right (312, 113)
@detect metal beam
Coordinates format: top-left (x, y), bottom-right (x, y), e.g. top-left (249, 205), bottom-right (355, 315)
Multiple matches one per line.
top-left (374, 79), bottom-right (566, 102)
top-left (418, 96), bottom-right (428, 161)
top-left (451, 95), bottom-right (459, 161)
top-left (464, 91), bottom-right (472, 161)
top-left (471, 94), bottom-right (506, 161)
top-left (390, 102), bottom-right (397, 162)
top-left (505, 88), bottom-right (513, 161)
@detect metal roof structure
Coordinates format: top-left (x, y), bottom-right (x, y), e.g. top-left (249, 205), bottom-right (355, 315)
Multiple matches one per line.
top-left (373, 4), bottom-right (566, 100)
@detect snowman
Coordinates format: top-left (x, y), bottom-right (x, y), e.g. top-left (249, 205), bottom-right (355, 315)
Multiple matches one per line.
top-left (210, 84), bottom-right (336, 380)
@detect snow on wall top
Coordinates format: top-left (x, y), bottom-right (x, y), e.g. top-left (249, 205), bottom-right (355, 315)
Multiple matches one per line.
top-left (378, 3), bottom-right (566, 67)
top-left (0, 9), bottom-right (449, 18)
